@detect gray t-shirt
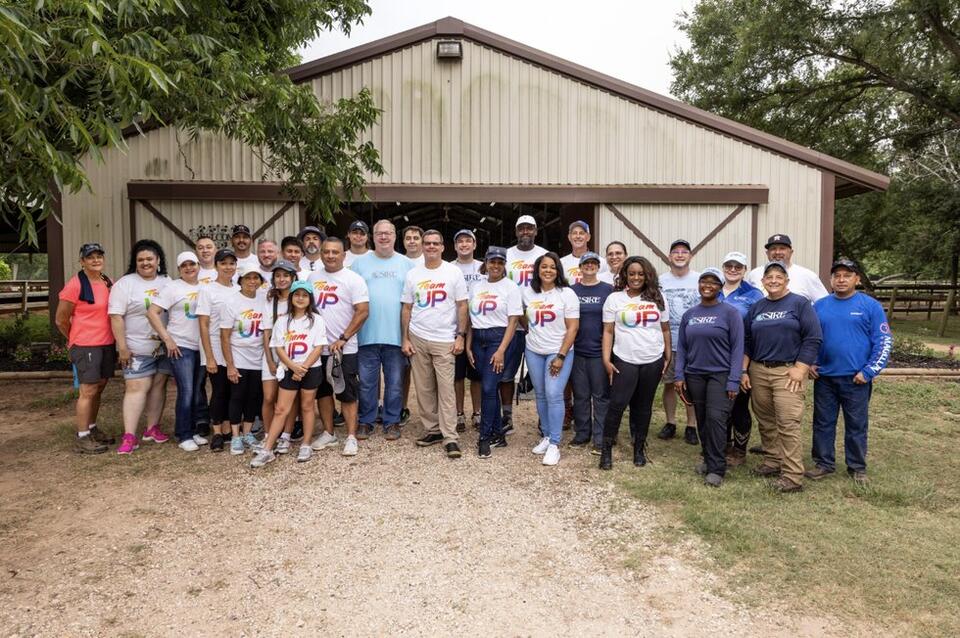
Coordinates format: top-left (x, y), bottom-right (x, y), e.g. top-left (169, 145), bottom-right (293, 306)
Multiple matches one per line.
top-left (660, 270), bottom-right (701, 349)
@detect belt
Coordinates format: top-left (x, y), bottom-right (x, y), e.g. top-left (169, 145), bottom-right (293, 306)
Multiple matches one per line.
top-left (758, 360), bottom-right (793, 368)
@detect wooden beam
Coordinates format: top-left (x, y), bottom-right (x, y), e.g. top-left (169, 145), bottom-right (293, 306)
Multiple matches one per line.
top-left (253, 202), bottom-right (294, 240)
top-left (605, 204), bottom-right (671, 266)
top-left (689, 205), bottom-right (746, 258)
top-left (137, 200), bottom-right (195, 248)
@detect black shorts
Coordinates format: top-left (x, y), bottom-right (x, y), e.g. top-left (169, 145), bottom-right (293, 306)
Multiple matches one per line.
top-left (454, 350), bottom-right (481, 382)
top-left (279, 366), bottom-right (324, 391)
top-left (69, 344), bottom-right (117, 383)
top-left (317, 352), bottom-right (360, 403)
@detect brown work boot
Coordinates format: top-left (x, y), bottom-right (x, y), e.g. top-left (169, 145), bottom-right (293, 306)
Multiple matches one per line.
top-left (725, 448), bottom-right (746, 467)
top-left (804, 465), bottom-right (835, 481)
top-left (750, 464), bottom-right (780, 478)
top-left (75, 434), bottom-right (107, 454)
top-left (847, 469), bottom-right (869, 485)
top-left (772, 477), bottom-right (803, 493)
top-left (89, 426), bottom-right (115, 445)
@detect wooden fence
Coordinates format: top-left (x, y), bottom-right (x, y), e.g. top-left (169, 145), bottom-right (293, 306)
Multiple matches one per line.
top-left (0, 280), bottom-right (49, 316)
top-left (870, 283), bottom-right (959, 319)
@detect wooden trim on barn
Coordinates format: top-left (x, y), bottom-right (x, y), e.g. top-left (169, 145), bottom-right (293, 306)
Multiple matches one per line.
top-left (605, 204), bottom-right (671, 266)
top-left (820, 171), bottom-right (836, 287)
top-left (690, 205), bottom-right (746, 257)
top-left (138, 200), bottom-right (195, 248)
top-left (750, 204), bottom-right (760, 268)
top-left (254, 202), bottom-right (295, 240)
top-left (47, 188), bottom-right (65, 328)
top-left (126, 181), bottom-right (770, 205)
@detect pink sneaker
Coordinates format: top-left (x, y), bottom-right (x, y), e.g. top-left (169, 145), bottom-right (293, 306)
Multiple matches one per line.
top-left (142, 424), bottom-right (169, 443)
top-left (117, 433), bottom-right (140, 455)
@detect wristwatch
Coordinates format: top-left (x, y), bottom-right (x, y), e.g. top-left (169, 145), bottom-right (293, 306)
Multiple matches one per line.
top-left (338, 334), bottom-right (347, 341)
top-left (457, 331), bottom-right (467, 337)
top-left (556, 353), bottom-right (566, 361)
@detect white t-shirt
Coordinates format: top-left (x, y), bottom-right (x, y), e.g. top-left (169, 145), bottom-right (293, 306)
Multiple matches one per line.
top-left (219, 292), bottom-right (266, 370)
top-left (602, 291), bottom-right (670, 365)
top-left (407, 253), bottom-right (425, 266)
top-left (599, 271), bottom-right (616, 285)
top-left (261, 297), bottom-right (288, 379)
top-left (746, 263), bottom-right (829, 302)
top-left (468, 277), bottom-right (523, 330)
top-left (522, 286), bottom-right (580, 355)
top-left (506, 245), bottom-right (547, 289)
top-left (197, 268), bottom-right (218, 286)
top-left (236, 253), bottom-right (259, 272)
top-left (308, 267), bottom-right (370, 355)
top-left (660, 270), bottom-right (701, 348)
top-left (560, 253), bottom-right (610, 285)
top-left (401, 261), bottom-right (469, 343)
top-left (107, 273), bottom-right (169, 356)
top-left (299, 255), bottom-right (324, 274)
top-left (154, 279), bottom-right (201, 350)
top-left (269, 313), bottom-right (327, 368)
top-left (451, 258), bottom-right (484, 296)
top-left (195, 281), bottom-right (237, 366)
top-left (344, 249), bottom-right (370, 267)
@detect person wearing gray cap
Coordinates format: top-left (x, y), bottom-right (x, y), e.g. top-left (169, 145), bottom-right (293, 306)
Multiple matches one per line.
top-left (746, 234), bottom-right (828, 302)
top-left (807, 259), bottom-right (892, 485)
top-left (451, 228), bottom-right (483, 431)
top-left (56, 242), bottom-right (116, 454)
top-left (344, 220), bottom-right (371, 267)
top-left (674, 267), bottom-right (744, 487)
top-left (569, 251), bottom-right (614, 451)
top-left (298, 225), bottom-right (326, 273)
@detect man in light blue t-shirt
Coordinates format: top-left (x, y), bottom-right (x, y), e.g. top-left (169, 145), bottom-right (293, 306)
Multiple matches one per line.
top-left (351, 220), bottom-right (414, 439)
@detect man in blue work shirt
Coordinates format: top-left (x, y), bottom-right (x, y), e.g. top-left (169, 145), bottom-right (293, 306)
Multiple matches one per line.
top-left (807, 259), bottom-right (892, 484)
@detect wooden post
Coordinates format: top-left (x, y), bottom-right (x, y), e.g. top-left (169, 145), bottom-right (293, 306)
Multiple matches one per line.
top-left (20, 282), bottom-right (28, 314)
top-left (938, 289), bottom-right (955, 337)
top-left (887, 287), bottom-right (898, 318)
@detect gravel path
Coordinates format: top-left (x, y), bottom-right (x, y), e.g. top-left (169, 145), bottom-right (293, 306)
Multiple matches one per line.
top-left (0, 385), bottom-right (864, 637)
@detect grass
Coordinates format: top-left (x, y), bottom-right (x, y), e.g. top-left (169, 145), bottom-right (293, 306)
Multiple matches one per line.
top-left (612, 379), bottom-right (960, 637)
top-left (891, 315), bottom-right (960, 349)
top-left (0, 312), bottom-right (52, 344)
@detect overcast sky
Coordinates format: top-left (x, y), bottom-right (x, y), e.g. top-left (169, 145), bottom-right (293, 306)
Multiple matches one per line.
top-left (298, 0), bottom-right (696, 97)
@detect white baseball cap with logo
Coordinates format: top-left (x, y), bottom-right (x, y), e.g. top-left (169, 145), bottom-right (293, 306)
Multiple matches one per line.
top-left (515, 214), bottom-right (537, 227)
top-left (176, 251), bottom-right (200, 267)
top-left (722, 251), bottom-right (749, 267)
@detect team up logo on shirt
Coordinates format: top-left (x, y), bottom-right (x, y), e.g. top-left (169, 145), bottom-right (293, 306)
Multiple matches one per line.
top-left (618, 303), bottom-right (661, 328)
top-left (183, 291), bottom-right (199, 319)
top-left (509, 261), bottom-right (534, 286)
top-left (470, 291), bottom-right (499, 316)
top-left (236, 309), bottom-right (263, 338)
top-left (415, 280), bottom-right (447, 308)
top-left (312, 281), bottom-right (340, 309)
top-left (281, 330), bottom-right (310, 358)
top-left (527, 301), bottom-right (556, 327)
top-left (143, 288), bottom-right (160, 309)
top-left (566, 266), bottom-right (582, 284)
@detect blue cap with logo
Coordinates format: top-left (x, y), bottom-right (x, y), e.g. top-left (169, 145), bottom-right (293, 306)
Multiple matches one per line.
top-left (454, 228), bottom-right (476, 241)
top-left (485, 245), bottom-right (507, 261)
top-left (579, 251), bottom-right (601, 265)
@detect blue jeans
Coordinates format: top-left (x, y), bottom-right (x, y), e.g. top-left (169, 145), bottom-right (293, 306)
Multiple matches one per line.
top-left (525, 348), bottom-right (575, 445)
top-left (471, 327), bottom-right (508, 441)
top-left (358, 344), bottom-right (407, 429)
top-left (812, 376), bottom-right (872, 472)
top-left (167, 347), bottom-right (201, 442)
top-left (571, 355), bottom-right (610, 446)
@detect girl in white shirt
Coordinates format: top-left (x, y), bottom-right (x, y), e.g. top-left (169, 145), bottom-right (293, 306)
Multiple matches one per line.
top-left (260, 260), bottom-right (298, 454)
top-left (599, 256), bottom-right (672, 470)
top-left (195, 249), bottom-right (237, 451)
top-left (522, 252), bottom-right (579, 467)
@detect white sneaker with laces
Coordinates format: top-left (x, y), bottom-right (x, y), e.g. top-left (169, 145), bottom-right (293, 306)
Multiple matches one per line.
top-left (250, 449), bottom-right (275, 468)
top-left (192, 434), bottom-right (208, 446)
top-left (342, 436), bottom-right (358, 456)
top-left (532, 437), bottom-right (550, 455)
top-left (276, 438), bottom-right (291, 454)
top-left (542, 444), bottom-right (560, 466)
top-left (178, 439), bottom-right (200, 452)
top-left (311, 431), bottom-right (339, 450)
top-left (297, 445), bottom-right (313, 463)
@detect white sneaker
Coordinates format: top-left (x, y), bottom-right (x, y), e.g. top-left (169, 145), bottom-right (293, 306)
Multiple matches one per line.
top-left (297, 445), bottom-right (313, 463)
top-left (532, 437), bottom-right (550, 455)
top-left (276, 437), bottom-right (291, 454)
top-left (250, 449), bottom-right (275, 468)
top-left (342, 436), bottom-right (358, 456)
top-left (178, 439), bottom-right (200, 452)
top-left (311, 431), bottom-right (339, 450)
top-left (192, 434), bottom-right (208, 446)
top-left (542, 444), bottom-right (560, 466)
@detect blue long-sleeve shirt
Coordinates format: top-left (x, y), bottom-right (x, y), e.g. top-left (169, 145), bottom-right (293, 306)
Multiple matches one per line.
top-left (675, 302), bottom-right (744, 392)
top-left (744, 292), bottom-right (823, 365)
top-left (814, 292), bottom-right (892, 380)
top-left (718, 280), bottom-right (764, 319)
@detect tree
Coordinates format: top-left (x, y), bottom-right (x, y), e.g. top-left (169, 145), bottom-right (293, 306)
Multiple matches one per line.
top-left (0, 0), bottom-right (382, 246)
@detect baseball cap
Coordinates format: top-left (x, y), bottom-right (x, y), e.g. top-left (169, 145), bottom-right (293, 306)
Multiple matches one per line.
top-left (298, 225), bottom-right (325, 241)
top-left (699, 267), bottom-right (723, 283)
top-left (764, 234), bottom-right (792, 248)
top-left (231, 224), bottom-right (251, 237)
top-left (236, 263), bottom-right (264, 281)
top-left (176, 251), bottom-right (199, 267)
top-left (568, 220), bottom-right (590, 233)
top-left (831, 258), bottom-right (859, 274)
top-left (79, 242), bottom-right (104, 257)
top-left (515, 214), bottom-right (537, 228)
top-left (326, 352), bottom-right (345, 395)
top-left (214, 248), bottom-right (237, 263)
top-left (271, 259), bottom-right (298, 275)
top-left (289, 280), bottom-right (314, 298)
top-left (763, 260), bottom-right (789, 275)
top-left (670, 239), bottom-right (692, 252)
top-left (579, 251), bottom-right (601, 265)
top-left (454, 228), bottom-right (476, 241)
top-left (722, 251), bottom-right (749, 267)
top-left (485, 246), bottom-right (507, 261)
top-left (349, 220), bottom-right (369, 233)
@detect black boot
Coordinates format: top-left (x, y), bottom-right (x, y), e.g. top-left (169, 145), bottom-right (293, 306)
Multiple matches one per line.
top-left (633, 437), bottom-right (647, 467)
top-left (599, 443), bottom-right (613, 470)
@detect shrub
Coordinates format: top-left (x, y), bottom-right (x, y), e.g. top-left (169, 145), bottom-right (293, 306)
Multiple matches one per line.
top-left (13, 345), bottom-right (32, 364)
top-left (892, 335), bottom-right (935, 359)
top-left (46, 343), bottom-right (70, 365)
top-left (0, 315), bottom-right (30, 354)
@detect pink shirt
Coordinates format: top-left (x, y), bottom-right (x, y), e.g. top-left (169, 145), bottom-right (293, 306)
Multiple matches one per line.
top-left (58, 274), bottom-right (115, 347)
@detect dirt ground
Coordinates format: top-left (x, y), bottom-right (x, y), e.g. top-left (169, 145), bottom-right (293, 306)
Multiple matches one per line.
top-left (0, 380), bottom-right (872, 637)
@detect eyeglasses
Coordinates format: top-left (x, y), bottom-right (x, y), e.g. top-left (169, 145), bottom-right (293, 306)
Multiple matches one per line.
top-left (373, 231), bottom-right (393, 237)
top-left (723, 263), bottom-right (745, 270)
top-left (423, 241), bottom-right (443, 246)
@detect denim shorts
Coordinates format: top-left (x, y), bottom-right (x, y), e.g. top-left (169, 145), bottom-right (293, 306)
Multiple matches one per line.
top-left (123, 353), bottom-right (172, 380)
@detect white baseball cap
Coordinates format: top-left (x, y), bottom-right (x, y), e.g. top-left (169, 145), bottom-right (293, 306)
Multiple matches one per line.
top-left (176, 251), bottom-right (199, 267)
top-left (515, 214), bottom-right (537, 227)
top-left (722, 251), bottom-right (749, 267)
top-left (236, 263), bottom-right (264, 280)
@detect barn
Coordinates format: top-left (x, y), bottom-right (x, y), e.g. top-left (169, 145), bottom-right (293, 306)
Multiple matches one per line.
top-left (50, 16), bottom-right (889, 314)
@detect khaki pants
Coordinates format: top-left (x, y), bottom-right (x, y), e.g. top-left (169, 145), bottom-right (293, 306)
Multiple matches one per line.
top-left (409, 332), bottom-right (458, 444)
top-left (749, 362), bottom-right (806, 485)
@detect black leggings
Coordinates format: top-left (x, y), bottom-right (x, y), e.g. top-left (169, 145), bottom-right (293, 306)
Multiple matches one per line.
top-left (602, 355), bottom-right (663, 445)
top-left (228, 368), bottom-right (263, 425)
top-left (686, 372), bottom-right (735, 476)
top-left (208, 366), bottom-right (231, 424)
top-left (727, 389), bottom-right (752, 452)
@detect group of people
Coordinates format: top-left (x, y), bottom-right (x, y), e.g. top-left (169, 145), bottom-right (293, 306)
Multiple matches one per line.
top-left (55, 215), bottom-right (893, 491)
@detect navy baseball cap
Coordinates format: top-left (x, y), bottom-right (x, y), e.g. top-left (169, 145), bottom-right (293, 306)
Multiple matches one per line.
top-left (568, 220), bottom-right (590, 233)
top-left (79, 242), bottom-right (104, 257)
top-left (831, 258), bottom-right (859, 274)
top-left (763, 260), bottom-right (789, 275)
top-left (298, 225), bottom-right (325, 241)
top-left (485, 246), bottom-right (507, 261)
top-left (765, 234), bottom-right (792, 249)
top-left (579, 251), bottom-right (601, 265)
top-left (349, 220), bottom-right (369, 233)
top-left (231, 224), bottom-right (251, 237)
top-left (214, 248), bottom-right (237, 263)
top-left (454, 228), bottom-right (476, 241)
top-left (670, 239), bottom-right (691, 251)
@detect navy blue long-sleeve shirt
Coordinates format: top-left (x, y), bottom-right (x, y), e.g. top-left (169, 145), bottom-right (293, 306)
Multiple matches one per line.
top-left (814, 292), bottom-right (892, 380)
top-left (675, 302), bottom-right (745, 392)
top-left (744, 292), bottom-right (823, 366)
